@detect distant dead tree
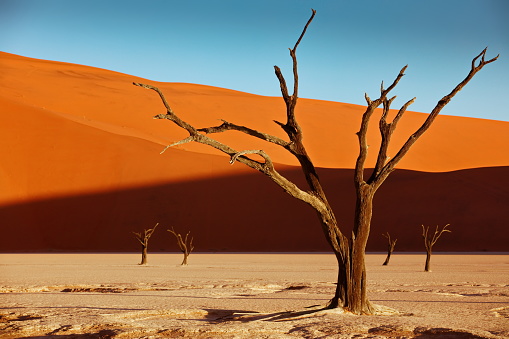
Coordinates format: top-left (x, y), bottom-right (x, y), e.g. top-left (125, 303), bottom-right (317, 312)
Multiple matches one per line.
top-left (422, 224), bottom-right (451, 272)
top-left (132, 223), bottom-right (159, 265)
top-left (133, 10), bottom-right (497, 314)
top-left (168, 228), bottom-right (194, 265)
top-left (382, 232), bottom-right (397, 266)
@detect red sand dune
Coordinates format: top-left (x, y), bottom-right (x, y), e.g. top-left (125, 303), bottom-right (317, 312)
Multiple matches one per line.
top-left (0, 52), bottom-right (508, 252)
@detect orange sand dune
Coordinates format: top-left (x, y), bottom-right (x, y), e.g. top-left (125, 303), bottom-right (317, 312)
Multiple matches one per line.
top-left (0, 52), bottom-right (508, 252)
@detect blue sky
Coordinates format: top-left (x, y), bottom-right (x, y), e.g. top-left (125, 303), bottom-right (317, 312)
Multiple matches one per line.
top-left (1, 0), bottom-right (508, 121)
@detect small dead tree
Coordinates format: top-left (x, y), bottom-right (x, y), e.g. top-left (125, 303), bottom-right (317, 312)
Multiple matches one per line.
top-left (422, 224), bottom-right (451, 272)
top-left (382, 232), bottom-right (397, 266)
top-left (133, 10), bottom-right (497, 314)
top-left (132, 223), bottom-right (159, 265)
top-left (168, 228), bottom-right (194, 265)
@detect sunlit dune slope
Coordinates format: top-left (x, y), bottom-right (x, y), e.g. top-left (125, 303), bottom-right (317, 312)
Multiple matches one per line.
top-left (0, 52), bottom-right (508, 252)
top-left (2, 52), bottom-right (508, 172)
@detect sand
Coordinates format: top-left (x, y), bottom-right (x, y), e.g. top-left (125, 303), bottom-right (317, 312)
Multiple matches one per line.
top-left (1, 52), bottom-right (508, 253)
top-left (1, 253), bottom-right (508, 338)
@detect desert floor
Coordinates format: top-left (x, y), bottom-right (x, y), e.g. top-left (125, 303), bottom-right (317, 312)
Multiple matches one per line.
top-left (0, 253), bottom-right (507, 338)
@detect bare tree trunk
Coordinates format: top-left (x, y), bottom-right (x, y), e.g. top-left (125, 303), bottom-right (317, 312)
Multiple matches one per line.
top-left (424, 250), bottom-right (432, 272)
top-left (383, 250), bottom-right (392, 266)
top-left (382, 232), bottom-right (397, 266)
top-left (140, 245), bottom-right (148, 265)
top-left (132, 223), bottom-right (159, 266)
top-left (324, 186), bottom-right (374, 314)
top-left (168, 228), bottom-right (194, 266)
top-left (422, 224), bottom-right (450, 272)
top-left (181, 250), bottom-right (189, 266)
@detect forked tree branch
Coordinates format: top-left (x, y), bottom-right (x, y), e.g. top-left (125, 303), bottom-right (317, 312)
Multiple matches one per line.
top-left (355, 48), bottom-right (498, 190)
top-left (355, 65), bottom-right (408, 185)
top-left (271, 9), bottom-right (330, 205)
top-left (274, 8), bottom-right (316, 121)
top-left (274, 8), bottom-right (315, 137)
top-left (370, 96), bottom-right (416, 181)
top-left (422, 224), bottom-right (451, 251)
top-left (374, 49), bottom-right (498, 187)
top-left (132, 222), bottom-right (159, 246)
top-left (382, 232), bottom-right (398, 249)
top-left (168, 228), bottom-right (194, 253)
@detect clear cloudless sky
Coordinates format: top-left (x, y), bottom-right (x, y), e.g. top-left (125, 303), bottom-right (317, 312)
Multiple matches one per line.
top-left (1, 0), bottom-right (508, 121)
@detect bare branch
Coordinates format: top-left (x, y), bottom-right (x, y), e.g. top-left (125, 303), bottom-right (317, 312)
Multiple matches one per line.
top-left (293, 9), bottom-right (316, 51)
top-left (384, 65), bottom-right (407, 96)
top-left (379, 48), bottom-right (498, 180)
top-left (134, 82), bottom-right (199, 135)
top-left (132, 231), bottom-right (145, 246)
top-left (273, 9), bottom-right (316, 138)
top-left (160, 136), bottom-right (196, 154)
top-left (274, 65), bottom-right (291, 107)
top-left (472, 47), bottom-right (499, 70)
top-left (369, 96), bottom-right (415, 183)
top-left (422, 224), bottom-right (451, 249)
top-left (392, 97), bottom-right (416, 127)
top-left (132, 223), bottom-right (159, 245)
top-left (146, 223), bottom-right (159, 237)
top-left (355, 65), bottom-right (409, 185)
top-left (230, 149), bottom-right (273, 166)
top-left (198, 120), bottom-right (289, 147)
top-left (364, 93), bottom-right (372, 105)
top-left (133, 83), bottom-right (174, 113)
top-left (430, 224), bottom-right (451, 247)
top-left (289, 8), bottom-right (316, 106)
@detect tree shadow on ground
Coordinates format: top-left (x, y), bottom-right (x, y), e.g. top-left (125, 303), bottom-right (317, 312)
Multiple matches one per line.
top-left (204, 304), bottom-right (327, 323)
top-left (18, 329), bottom-right (118, 339)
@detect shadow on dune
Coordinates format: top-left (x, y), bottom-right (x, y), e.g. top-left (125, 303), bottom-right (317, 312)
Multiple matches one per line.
top-left (1, 166), bottom-right (507, 252)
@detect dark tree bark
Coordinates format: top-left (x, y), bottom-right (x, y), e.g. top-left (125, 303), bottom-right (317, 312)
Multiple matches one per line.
top-left (168, 228), bottom-right (194, 265)
top-left (133, 10), bottom-right (497, 314)
top-left (382, 232), bottom-right (397, 266)
top-left (422, 224), bottom-right (451, 272)
top-left (132, 223), bottom-right (159, 265)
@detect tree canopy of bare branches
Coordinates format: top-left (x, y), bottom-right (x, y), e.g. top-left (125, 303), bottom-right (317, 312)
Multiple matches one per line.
top-left (168, 228), bottom-right (194, 265)
top-left (133, 10), bottom-right (497, 314)
top-left (422, 224), bottom-right (451, 272)
top-left (132, 223), bottom-right (159, 265)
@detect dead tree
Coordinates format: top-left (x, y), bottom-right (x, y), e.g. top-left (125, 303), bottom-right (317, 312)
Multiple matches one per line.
top-left (422, 224), bottom-right (451, 272)
top-left (382, 232), bottom-right (397, 266)
top-left (133, 10), bottom-right (497, 314)
top-left (168, 228), bottom-right (194, 265)
top-left (132, 223), bottom-right (159, 265)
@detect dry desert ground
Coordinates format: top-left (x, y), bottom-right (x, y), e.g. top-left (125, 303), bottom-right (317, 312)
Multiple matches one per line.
top-left (1, 253), bottom-right (508, 338)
